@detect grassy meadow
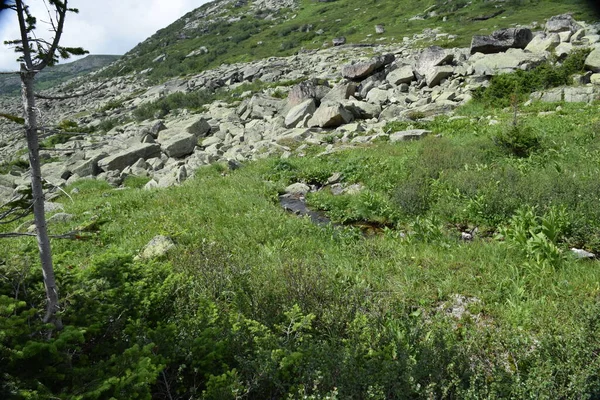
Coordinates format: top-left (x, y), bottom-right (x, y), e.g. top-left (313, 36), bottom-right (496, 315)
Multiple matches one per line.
top-left (2, 93), bottom-right (600, 397)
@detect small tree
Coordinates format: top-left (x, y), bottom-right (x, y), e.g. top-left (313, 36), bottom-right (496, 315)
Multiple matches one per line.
top-left (3, 0), bottom-right (87, 328)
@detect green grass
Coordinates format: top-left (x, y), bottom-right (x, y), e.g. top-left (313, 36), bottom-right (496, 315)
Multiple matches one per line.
top-left (2, 96), bottom-right (600, 397)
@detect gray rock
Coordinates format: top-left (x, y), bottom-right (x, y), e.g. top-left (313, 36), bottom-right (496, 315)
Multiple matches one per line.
top-left (365, 88), bottom-right (390, 105)
top-left (321, 80), bottom-right (357, 103)
top-left (159, 133), bottom-right (197, 158)
top-left (97, 143), bottom-right (161, 172)
top-left (47, 212), bottom-right (74, 224)
top-left (308, 102), bottom-right (354, 128)
top-left (564, 86), bottom-right (596, 103)
top-left (285, 182), bottom-right (310, 196)
top-left (585, 48), bottom-right (600, 73)
top-left (387, 65), bottom-right (415, 85)
top-left (137, 235), bottom-right (175, 259)
top-left (525, 33), bottom-right (560, 53)
top-left (332, 37), bottom-right (346, 46)
top-left (186, 117), bottom-right (211, 138)
top-left (546, 14), bottom-right (581, 33)
top-left (416, 46), bottom-right (454, 77)
top-left (342, 100), bottom-right (382, 119)
top-left (470, 28), bottom-right (533, 54)
top-left (285, 99), bottom-right (317, 128)
top-left (375, 24), bottom-right (385, 34)
top-left (426, 66), bottom-right (454, 87)
top-left (286, 79), bottom-right (330, 108)
top-left (470, 48), bottom-right (545, 75)
top-left (341, 53), bottom-right (395, 80)
top-left (389, 129), bottom-right (431, 142)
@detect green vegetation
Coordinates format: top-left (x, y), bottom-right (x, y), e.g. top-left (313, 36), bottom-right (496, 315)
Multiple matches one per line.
top-left (99, 0), bottom-right (596, 83)
top-left (473, 48), bottom-right (593, 107)
top-left (3, 94), bottom-right (600, 397)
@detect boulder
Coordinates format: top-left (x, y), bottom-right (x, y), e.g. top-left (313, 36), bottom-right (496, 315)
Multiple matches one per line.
top-left (585, 48), bottom-right (600, 73)
top-left (470, 28), bottom-right (533, 54)
top-left (546, 14), bottom-right (581, 33)
top-left (470, 48), bottom-right (545, 75)
top-left (416, 46), bottom-right (454, 77)
top-left (342, 99), bottom-right (382, 119)
top-left (285, 99), bottom-right (317, 128)
top-left (97, 143), bottom-right (161, 172)
top-left (525, 33), bottom-right (560, 53)
top-left (186, 117), bottom-right (211, 138)
top-left (389, 129), bottom-right (431, 142)
top-left (341, 53), bottom-right (395, 80)
top-left (137, 235), bottom-right (175, 259)
top-left (332, 37), bottom-right (346, 46)
top-left (308, 102), bottom-right (354, 128)
top-left (321, 80), bottom-right (357, 103)
top-left (366, 88), bottom-right (390, 105)
top-left (159, 133), bottom-right (197, 158)
top-left (287, 79), bottom-right (331, 107)
top-left (285, 182), bottom-right (310, 196)
top-left (426, 66), bottom-right (454, 87)
top-left (387, 65), bottom-right (415, 85)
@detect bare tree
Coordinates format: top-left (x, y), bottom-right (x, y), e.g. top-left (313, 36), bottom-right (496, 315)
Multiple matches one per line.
top-left (3, 0), bottom-right (87, 328)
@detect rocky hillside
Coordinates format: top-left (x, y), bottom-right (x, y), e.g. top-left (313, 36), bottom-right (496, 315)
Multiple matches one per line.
top-left (0, 54), bottom-right (120, 96)
top-left (99, 0), bottom-right (595, 82)
top-left (0, 10), bottom-right (599, 204)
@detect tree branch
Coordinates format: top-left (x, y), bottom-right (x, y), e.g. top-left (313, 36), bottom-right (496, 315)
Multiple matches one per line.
top-left (34, 0), bottom-right (67, 70)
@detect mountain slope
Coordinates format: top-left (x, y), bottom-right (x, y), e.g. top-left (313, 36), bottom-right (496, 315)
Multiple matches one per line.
top-left (100, 0), bottom-right (595, 82)
top-left (0, 54), bottom-right (120, 96)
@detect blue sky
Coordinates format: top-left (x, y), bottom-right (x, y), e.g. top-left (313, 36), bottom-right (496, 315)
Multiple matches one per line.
top-left (0, 0), bottom-right (211, 71)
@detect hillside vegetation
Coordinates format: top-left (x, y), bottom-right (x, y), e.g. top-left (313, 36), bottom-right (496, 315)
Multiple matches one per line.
top-left (100, 0), bottom-right (596, 83)
top-left (2, 93), bottom-right (600, 397)
top-left (2, 0), bottom-right (600, 398)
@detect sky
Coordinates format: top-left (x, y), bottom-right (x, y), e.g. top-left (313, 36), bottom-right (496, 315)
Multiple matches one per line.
top-left (0, 0), bottom-right (211, 71)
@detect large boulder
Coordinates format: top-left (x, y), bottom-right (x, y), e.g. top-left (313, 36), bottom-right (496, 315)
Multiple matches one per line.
top-left (97, 143), bottom-right (161, 172)
top-left (285, 99), bottom-right (316, 128)
top-left (585, 48), bottom-right (600, 72)
top-left (425, 66), bottom-right (454, 87)
top-left (321, 80), bottom-right (357, 103)
top-left (525, 33), bottom-right (560, 53)
top-left (416, 46), bottom-right (454, 77)
top-left (470, 48), bottom-right (545, 75)
top-left (470, 28), bottom-right (533, 54)
top-left (546, 14), bottom-right (581, 33)
top-left (158, 133), bottom-right (197, 158)
top-left (341, 53), bottom-right (395, 80)
top-left (387, 65), bottom-right (415, 85)
top-left (286, 79), bottom-right (331, 108)
top-left (308, 102), bottom-right (354, 128)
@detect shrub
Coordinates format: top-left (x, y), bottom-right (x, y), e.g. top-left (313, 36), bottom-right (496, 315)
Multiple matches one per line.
top-left (494, 124), bottom-right (541, 157)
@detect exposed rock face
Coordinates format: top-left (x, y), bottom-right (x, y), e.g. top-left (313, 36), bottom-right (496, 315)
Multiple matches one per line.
top-left (341, 54), bottom-right (395, 80)
top-left (470, 28), bottom-right (533, 54)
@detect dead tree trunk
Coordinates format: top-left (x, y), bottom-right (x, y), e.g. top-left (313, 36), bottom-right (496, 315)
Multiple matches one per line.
top-left (20, 66), bottom-right (62, 329)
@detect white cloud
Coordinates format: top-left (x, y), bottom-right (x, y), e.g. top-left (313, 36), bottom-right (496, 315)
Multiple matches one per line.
top-left (0, 0), bottom-right (211, 72)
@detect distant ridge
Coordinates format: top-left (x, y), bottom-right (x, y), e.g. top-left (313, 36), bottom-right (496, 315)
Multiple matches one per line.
top-left (0, 54), bottom-right (120, 96)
